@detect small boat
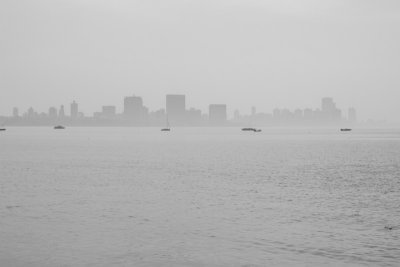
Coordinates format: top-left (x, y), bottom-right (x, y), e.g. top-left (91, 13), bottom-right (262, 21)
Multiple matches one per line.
top-left (242, 128), bottom-right (256, 131)
top-left (242, 128), bottom-right (261, 132)
top-left (0, 128), bottom-right (6, 131)
top-left (54, 125), bottom-right (65, 129)
top-left (340, 128), bottom-right (352, 132)
top-left (161, 116), bottom-right (171, 132)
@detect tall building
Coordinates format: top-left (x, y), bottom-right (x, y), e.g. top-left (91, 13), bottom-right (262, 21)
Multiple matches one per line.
top-left (59, 105), bottom-right (65, 117)
top-left (166, 94), bottom-right (186, 125)
top-left (186, 108), bottom-right (202, 125)
top-left (102, 106), bottom-right (116, 118)
top-left (49, 107), bottom-right (57, 117)
top-left (251, 106), bottom-right (256, 116)
top-left (234, 109), bottom-right (240, 120)
top-left (209, 104), bottom-right (227, 125)
top-left (348, 107), bottom-right (357, 123)
top-left (321, 97), bottom-right (341, 122)
top-left (71, 101), bottom-right (78, 118)
top-left (27, 107), bottom-right (36, 118)
top-left (124, 95), bottom-right (147, 122)
top-left (13, 107), bottom-right (19, 117)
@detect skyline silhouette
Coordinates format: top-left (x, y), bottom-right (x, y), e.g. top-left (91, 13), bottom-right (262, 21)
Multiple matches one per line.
top-left (1, 94), bottom-right (359, 127)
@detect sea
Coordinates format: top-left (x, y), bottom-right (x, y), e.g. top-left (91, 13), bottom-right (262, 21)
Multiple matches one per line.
top-left (0, 127), bottom-right (399, 267)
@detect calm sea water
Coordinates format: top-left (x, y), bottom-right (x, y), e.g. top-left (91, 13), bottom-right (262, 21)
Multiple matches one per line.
top-left (0, 127), bottom-right (399, 267)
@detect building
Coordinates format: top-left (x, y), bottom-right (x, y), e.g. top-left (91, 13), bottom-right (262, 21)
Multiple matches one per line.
top-left (71, 101), bottom-right (78, 118)
top-left (59, 105), bottom-right (65, 117)
top-left (303, 108), bottom-right (314, 121)
top-left (13, 107), bottom-right (19, 117)
top-left (102, 106), bottom-right (116, 118)
top-left (209, 104), bottom-right (227, 125)
top-left (27, 107), bottom-right (36, 118)
top-left (166, 94), bottom-right (186, 125)
top-left (234, 109), bottom-right (240, 120)
top-left (48, 107), bottom-right (57, 117)
top-left (348, 107), bottom-right (357, 123)
top-left (251, 106), bottom-right (256, 117)
top-left (321, 97), bottom-right (341, 122)
top-left (124, 95), bottom-right (147, 123)
top-left (186, 108), bottom-right (203, 125)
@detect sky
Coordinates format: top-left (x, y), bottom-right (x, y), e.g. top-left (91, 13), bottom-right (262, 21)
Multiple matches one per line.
top-left (1, 0), bottom-right (399, 121)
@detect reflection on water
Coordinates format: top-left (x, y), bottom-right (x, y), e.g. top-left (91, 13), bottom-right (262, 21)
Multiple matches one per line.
top-left (1, 128), bottom-right (399, 266)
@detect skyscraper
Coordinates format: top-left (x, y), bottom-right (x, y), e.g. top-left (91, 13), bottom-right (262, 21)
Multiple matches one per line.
top-left (166, 94), bottom-right (186, 125)
top-left (348, 107), bottom-right (357, 123)
top-left (321, 97), bottom-right (341, 122)
top-left (49, 107), bottom-right (57, 117)
top-left (71, 101), bottom-right (78, 118)
top-left (102, 106), bottom-right (116, 118)
top-left (59, 105), bottom-right (65, 117)
top-left (13, 107), bottom-right (19, 117)
top-left (209, 104), bottom-right (227, 125)
top-left (124, 95), bottom-right (147, 123)
top-left (251, 106), bottom-right (256, 117)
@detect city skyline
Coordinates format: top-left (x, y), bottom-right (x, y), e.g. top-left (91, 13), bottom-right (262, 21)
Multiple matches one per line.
top-left (1, 94), bottom-right (359, 127)
top-left (1, 1), bottom-right (400, 122)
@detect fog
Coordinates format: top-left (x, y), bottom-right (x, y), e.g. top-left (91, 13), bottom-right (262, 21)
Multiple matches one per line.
top-left (1, 0), bottom-right (399, 121)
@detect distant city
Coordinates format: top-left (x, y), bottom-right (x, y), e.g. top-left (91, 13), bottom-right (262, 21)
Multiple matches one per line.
top-left (0, 95), bottom-right (357, 127)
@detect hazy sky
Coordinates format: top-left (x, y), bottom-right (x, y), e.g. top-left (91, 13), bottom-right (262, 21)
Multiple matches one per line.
top-left (1, 0), bottom-right (399, 121)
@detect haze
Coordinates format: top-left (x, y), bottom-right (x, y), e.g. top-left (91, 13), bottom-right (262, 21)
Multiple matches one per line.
top-left (1, 0), bottom-right (399, 121)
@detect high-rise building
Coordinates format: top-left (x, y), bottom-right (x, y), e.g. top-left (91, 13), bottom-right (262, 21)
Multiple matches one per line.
top-left (234, 109), bottom-right (240, 120)
top-left (49, 107), bottom-right (57, 117)
top-left (251, 106), bottom-right (256, 117)
top-left (59, 105), bottom-right (65, 117)
top-left (124, 95), bottom-right (147, 122)
top-left (348, 107), bottom-right (357, 123)
top-left (209, 104), bottom-right (227, 125)
top-left (102, 106), bottom-right (116, 118)
top-left (13, 107), bottom-right (19, 117)
top-left (321, 97), bottom-right (335, 112)
top-left (186, 108), bottom-right (202, 125)
top-left (321, 97), bottom-right (341, 122)
top-left (71, 101), bottom-right (78, 118)
top-left (27, 107), bottom-right (36, 118)
top-left (303, 108), bottom-right (313, 120)
top-left (166, 94), bottom-right (186, 125)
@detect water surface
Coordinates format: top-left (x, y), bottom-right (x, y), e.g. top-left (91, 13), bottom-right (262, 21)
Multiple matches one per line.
top-left (1, 127), bottom-right (399, 266)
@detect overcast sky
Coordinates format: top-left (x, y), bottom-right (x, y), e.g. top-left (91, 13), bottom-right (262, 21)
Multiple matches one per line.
top-left (1, 0), bottom-right (399, 121)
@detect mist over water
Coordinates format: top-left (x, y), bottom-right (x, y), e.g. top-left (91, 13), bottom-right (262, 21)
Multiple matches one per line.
top-left (1, 0), bottom-right (400, 121)
top-left (1, 128), bottom-right (399, 266)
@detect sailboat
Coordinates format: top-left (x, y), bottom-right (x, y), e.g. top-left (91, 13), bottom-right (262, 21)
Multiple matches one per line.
top-left (161, 116), bottom-right (171, 131)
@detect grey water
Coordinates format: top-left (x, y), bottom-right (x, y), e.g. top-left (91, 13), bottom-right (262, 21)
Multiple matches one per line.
top-left (1, 127), bottom-right (399, 267)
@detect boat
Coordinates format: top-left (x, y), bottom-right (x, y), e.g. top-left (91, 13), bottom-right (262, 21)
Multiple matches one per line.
top-left (54, 125), bottom-right (65, 129)
top-left (161, 116), bottom-right (171, 132)
top-left (242, 128), bottom-right (261, 132)
top-left (242, 128), bottom-right (255, 131)
top-left (340, 128), bottom-right (352, 132)
top-left (0, 128), bottom-right (6, 131)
